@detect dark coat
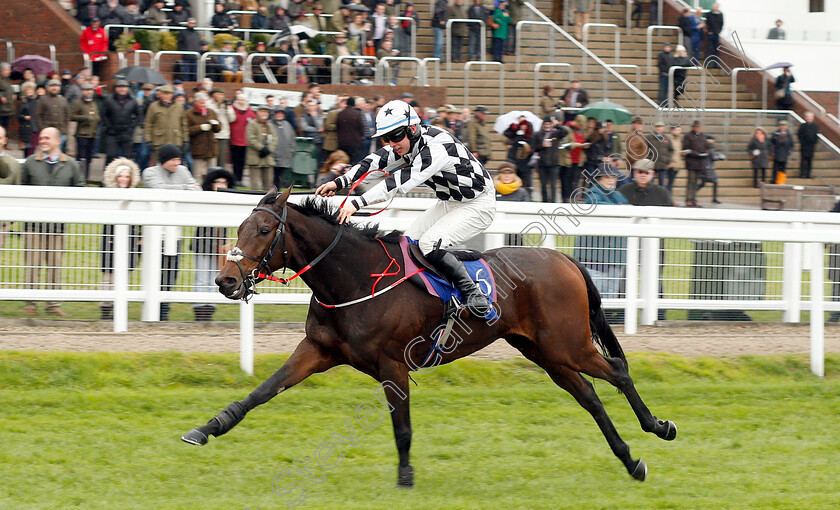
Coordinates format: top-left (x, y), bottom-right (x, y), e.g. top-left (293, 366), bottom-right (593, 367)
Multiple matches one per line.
top-left (561, 87), bottom-right (589, 108)
top-left (177, 27), bottom-right (203, 53)
top-left (771, 129), bottom-right (794, 162)
top-left (618, 182), bottom-right (673, 206)
top-left (101, 92), bottom-right (139, 141)
top-left (705, 11), bottom-right (724, 34)
top-left (0, 76), bottom-right (14, 117)
top-left (657, 50), bottom-right (673, 74)
top-left (187, 107), bottom-right (221, 159)
top-left (70, 98), bottom-right (100, 138)
top-left (682, 130), bottom-right (710, 171)
top-left (747, 136), bottom-right (770, 169)
top-left (34, 93), bottom-right (70, 134)
top-left (533, 126), bottom-right (568, 168)
top-left (797, 122), bottom-right (819, 158)
top-left (336, 107), bottom-right (363, 148)
top-left (645, 132), bottom-right (673, 170)
top-left (17, 96), bottom-right (37, 143)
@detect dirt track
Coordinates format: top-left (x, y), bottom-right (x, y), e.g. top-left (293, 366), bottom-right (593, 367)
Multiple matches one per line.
top-left (1, 320), bottom-right (839, 359)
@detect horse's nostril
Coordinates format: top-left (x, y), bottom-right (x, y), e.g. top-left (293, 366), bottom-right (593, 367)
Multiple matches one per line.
top-left (216, 276), bottom-right (237, 288)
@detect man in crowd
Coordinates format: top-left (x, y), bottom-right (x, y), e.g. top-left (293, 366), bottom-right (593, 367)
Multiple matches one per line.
top-left (271, 108), bottom-right (297, 189)
top-left (618, 158), bottom-right (673, 206)
top-left (145, 84), bottom-right (188, 164)
top-left (69, 83), bottom-right (101, 180)
top-left (20, 127), bottom-right (85, 317)
top-left (797, 111), bottom-right (819, 179)
top-left (560, 80), bottom-right (589, 122)
top-left (337, 96), bottom-right (363, 164)
top-left (142, 144), bottom-right (201, 321)
top-left (682, 120), bottom-right (709, 207)
top-left (448, 0), bottom-right (468, 63)
top-left (101, 80), bottom-right (139, 165)
top-left (624, 116), bottom-right (648, 169)
top-left (657, 43), bottom-right (673, 106)
top-left (467, 0), bottom-right (489, 62)
top-left (645, 121), bottom-right (674, 189)
top-left (322, 95), bottom-right (346, 162)
top-left (0, 63), bottom-right (14, 131)
top-left (704, 3), bottom-right (724, 65)
top-left (208, 88), bottom-right (234, 171)
top-left (177, 18), bottom-right (203, 81)
top-left (466, 104), bottom-right (492, 166)
top-left (35, 79), bottom-right (70, 142)
top-left (186, 91), bottom-right (222, 182)
top-left (771, 120), bottom-right (794, 183)
top-left (767, 19), bottom-right (785, 40)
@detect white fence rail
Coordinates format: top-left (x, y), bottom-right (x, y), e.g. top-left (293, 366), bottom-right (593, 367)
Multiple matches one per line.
top-left (1, 187), bottom-right (838, 376)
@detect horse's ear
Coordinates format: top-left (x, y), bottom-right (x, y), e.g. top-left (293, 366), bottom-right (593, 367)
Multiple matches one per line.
top-left (258, 186), bottom-right (279, 206)
top-left (275, 184), bottom-right (293, 205)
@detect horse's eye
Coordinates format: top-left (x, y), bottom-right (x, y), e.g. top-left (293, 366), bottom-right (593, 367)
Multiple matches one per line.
top-left (260, 228), bottom-right (270, 235)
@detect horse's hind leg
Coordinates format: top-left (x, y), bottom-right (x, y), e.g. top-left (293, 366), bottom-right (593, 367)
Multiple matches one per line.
top-left (576, 355), bottom-right (677, 442)
top-left (548, 364), bottom-right (649, 481)
top-left (181, 337), bottom-right (340, 446)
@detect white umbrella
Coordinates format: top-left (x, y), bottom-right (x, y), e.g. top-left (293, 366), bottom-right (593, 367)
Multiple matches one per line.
top-left (492, 110), bottom-right (543, 135)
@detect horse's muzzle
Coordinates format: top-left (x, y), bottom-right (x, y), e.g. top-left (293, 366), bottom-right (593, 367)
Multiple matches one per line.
top-left (216, 275), bottom-right (245, 300)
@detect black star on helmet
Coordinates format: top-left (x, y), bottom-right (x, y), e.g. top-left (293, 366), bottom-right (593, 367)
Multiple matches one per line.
top-left (384, 107), bottom-right (393, 116)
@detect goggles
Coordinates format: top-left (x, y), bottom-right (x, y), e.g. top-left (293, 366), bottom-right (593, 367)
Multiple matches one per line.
top-left (381, 126), bottom-right (409, 143)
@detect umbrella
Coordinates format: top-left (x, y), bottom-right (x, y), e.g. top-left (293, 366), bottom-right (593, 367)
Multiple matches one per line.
top-left (493, 110), bottom-right (543, 135)
top-left (111, 66), bottom-right (167, 85)
top-left (578, 101), bottom-right (633, 125)
top-left (290, 25), bottom-right (320, 40)
top-left (11, 55), bottom-right (54, 76)
top-left (762, 61), bottom-right (793, 71)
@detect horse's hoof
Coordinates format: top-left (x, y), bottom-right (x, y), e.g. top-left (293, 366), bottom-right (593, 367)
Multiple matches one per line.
top-left (181, 428), bottom-right (208, 446)
top-left (397, 465), bottom-right (414, 488)
top-left (659, 419), bottom-right (677, 441)
top-left (629, 459), bottom-right (647, 482)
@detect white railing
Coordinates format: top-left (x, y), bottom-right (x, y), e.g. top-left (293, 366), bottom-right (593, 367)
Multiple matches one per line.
top-left (667, 65), bottom-right (707, 109)
top-left (464, 61), bottom-right (505, 113)
top-left (152, 50), bottom-right (201, 73)
top-left (533, 63), bottom-right (574, 111)
top-left (582, 23), bottom-right (620, 73)
top-left (243, 53), bottom-right (290, 84)
top-left (731, 67), bottom-right (767, 111)
top-left (421, 57), bottom-right (441, 87)
top-left (376, 57), bottom-right (422, 87)
top-left (333, 55), bottom-right (377, 85)
top-left (445, 18), bottom-right (486, 71)
top-left (288, 54), bottom-right (334, 85)
top-left (515, 21), bottom-right (555, 72)
top-left (1, 188), bottom-right (838, 376)
top-left (646, 25), bottom-right (684, 74)
top-left (602, 64), bottom-right (641, 111)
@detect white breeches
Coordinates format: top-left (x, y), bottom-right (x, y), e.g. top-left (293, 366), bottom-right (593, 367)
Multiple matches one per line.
top-left (404, 190), bottom-right (497, 255)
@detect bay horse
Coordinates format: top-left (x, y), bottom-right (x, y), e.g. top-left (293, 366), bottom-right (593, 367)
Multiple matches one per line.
top-left (181, 186), bottom-right (676, 486)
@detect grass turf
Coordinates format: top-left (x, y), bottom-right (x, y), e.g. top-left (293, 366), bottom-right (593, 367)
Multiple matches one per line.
top-left (1, 352), bottom-right (839, 509)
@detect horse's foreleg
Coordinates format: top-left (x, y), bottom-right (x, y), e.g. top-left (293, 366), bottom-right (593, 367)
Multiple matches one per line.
top-left (377, 361), bottom-right (413, 488)
top-left (181, 337), bottom-right (339, 446)
top-left (547, 365), bottom-right (649, 481)
top-left (583, 356), bottom-right (677, 442)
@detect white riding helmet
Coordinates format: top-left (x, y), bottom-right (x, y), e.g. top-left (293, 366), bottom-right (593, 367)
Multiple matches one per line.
top-left (374, 99), bottom-right (421, 139)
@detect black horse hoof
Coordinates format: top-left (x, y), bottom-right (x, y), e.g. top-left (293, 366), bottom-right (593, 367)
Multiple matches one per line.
top-left (659, 419), bottom-right (677, 441)
top-left (181, 428), bottom-right (209, 446)
top-left (629, 459), bottom-right (647, 482)
top-left (397, 465), bottom-right (414, 488)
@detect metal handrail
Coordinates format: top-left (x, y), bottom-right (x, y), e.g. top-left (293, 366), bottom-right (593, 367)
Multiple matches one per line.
top-left (795, 90), bottom-right (827, 117)
top-left (667, 66), bottom-right (706, 109)
top-left (602, 64), bottom-right (641, 111)
top-left (376, 57), bottom-right (422, 86)
top-left (104, 23), bottom-right (341, 43)
top-left (646, 26), bottom-right (684, 74)
top-left (1, 40), bottom-right (12, 63)
top-left (464, 61), bottom-right (504, 111)
top-left (828, 113), bottom-right (840, 127)
top-left (731, 68), bottom-right (767, 111)
top-left (514, 21), bottom-right (555, 72)
top-left (9, 40), bottom-right (56, 73)
top-left (523, 3), bottom-right (658, 112)
top-left (333, 55), bottom-right (377, 85)
top-left (445, 19), bottom-right (485, 71)
top-left (152, 50), bottom-right (201, 73)
top-left (243, 53), bottom-right (290, 84)
top-left (629, 1), bottom-right (666, 36)
top-left (395, 16), bottom-right (418, 58)
top-left (582, 23), bottom-right (619, 73)
top-left (421, 57), bottom-right (440, 87)
top-left (81, 52), bottom-right (109, 74)
top-left (288, 54), bottom-right (334, 85)
top-left (117, 50), bottom-right (154, 68)
top-left (198, 51), bottom-right (243, 82)
top-left (533, 63), bottom-right (574, 111)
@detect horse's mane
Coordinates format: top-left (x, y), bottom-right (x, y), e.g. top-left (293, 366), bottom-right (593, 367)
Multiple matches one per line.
top-left (267, 193), bottom-right (402, 244)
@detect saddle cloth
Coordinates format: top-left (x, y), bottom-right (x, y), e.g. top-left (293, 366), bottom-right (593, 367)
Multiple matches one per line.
top-left (399, 237), bottom-right (499, 319)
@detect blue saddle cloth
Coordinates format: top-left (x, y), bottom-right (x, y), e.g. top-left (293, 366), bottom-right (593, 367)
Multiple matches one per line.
top-left (403, 238), bottom-right (499, 320)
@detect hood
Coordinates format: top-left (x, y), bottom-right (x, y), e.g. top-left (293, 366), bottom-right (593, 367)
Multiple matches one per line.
top-left (103, 157), bottom-right (142, 188)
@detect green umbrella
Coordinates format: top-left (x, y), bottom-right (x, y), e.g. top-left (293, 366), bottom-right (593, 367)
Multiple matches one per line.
top-left (579, 101), bottom-right (633, 125)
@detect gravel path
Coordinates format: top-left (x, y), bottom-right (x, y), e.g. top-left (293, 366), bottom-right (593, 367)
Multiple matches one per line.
top-left (2, 320), bottom-right (838, 360)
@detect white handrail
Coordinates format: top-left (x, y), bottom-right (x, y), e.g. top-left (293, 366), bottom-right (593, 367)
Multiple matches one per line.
top-left (730, 68), bottom-right (767, 111)
top-left (376, 57), bottom-right (422, 86)
top-left (395, 16), bottom-right (418, 58)
top-left (582, 23), bottom-right (619, 73)
top-left (667, 65), bottom-right (706, 109)
top-left (152, 50), bottom-right (201, 73)
top-left (421, 57), bottom-right (440, 87)
top-left (333, 55), bottom-right (377, 85)
top-left (243, 53), bottom-right (290, 84)
top-left (288, 54), bottom-right (334, 85)
top-left (514, 21), bottom-right (555, 73)
top-left (2, 40), bottom-right (12, 62)
top-left (533, 63), bottom-right (574, 111)
top-left (464, 61), bottom-right (504, 111)
top-left (602, 64), bottom-right (641, 111)
top-left (646, 25), bottom-right (684, 74)
top-left (445, 18), bottom-right (485, 71)
top-left (795, 90), bottom-right (827, 117)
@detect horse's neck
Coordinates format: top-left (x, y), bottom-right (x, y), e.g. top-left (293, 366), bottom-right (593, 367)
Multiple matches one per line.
top-left (288, 214), bottom-right (375, 303)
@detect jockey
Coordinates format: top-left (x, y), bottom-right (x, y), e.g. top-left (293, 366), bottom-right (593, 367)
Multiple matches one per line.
top-left (315, 99), bottom-right (496, 315)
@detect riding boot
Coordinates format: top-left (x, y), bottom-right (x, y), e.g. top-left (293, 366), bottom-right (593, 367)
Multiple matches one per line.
top-left (426, 249), bottom-right (491, 316)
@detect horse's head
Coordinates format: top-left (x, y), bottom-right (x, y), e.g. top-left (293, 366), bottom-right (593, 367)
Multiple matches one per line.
top-left (216, 185), bottom-right (293, 300)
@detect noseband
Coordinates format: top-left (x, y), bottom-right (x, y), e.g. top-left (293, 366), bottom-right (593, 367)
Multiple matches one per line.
top-left (225, 205), bottom-right (288, 302)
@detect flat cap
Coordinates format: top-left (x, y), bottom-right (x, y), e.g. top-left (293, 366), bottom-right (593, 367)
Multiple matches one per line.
top-left (158, 84), bottom-right (174, 93)
top-left (115, 79), bottom-right (130, 87)
top-left (633, 158), bottom-right (655, 171)
top-left (47, 79), bottom-right (61, 86)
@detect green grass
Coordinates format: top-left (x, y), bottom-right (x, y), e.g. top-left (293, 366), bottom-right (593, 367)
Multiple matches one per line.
top-left (2, 352), bottom-right (840, 509)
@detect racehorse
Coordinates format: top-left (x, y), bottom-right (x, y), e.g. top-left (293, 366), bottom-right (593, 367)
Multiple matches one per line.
top-left (181, 186), bottom-right (677, 486)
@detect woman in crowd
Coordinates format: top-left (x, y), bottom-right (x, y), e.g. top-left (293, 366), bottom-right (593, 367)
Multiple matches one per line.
top-left (228, 94), bottom-right (255, 186)
top-left (670, 45), bottom-right (690, 103)
top-left (503, 115), bottom-right (534, 198)
top-left (747, 127), bottom-right (770, 188)
top-left (316, 149), bottom-right (350, 187)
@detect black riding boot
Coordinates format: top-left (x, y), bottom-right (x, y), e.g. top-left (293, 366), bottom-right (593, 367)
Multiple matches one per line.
top-left (427, 249), bottom-right (491, 316)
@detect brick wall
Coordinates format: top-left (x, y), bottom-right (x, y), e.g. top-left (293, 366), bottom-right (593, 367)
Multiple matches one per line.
top-left (0, 0), bottom-right (83, 61)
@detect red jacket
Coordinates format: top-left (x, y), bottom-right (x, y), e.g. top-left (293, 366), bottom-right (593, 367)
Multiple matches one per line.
top-left (80, 26), bottom-right (108, 58)
top-left (230, 107), bottom-right (256, 146)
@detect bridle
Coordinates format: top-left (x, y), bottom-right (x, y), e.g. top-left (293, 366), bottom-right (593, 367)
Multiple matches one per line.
top-left (225, 205), bottom-right (289, 302)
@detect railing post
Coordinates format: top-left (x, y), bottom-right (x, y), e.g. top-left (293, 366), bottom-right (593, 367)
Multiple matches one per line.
top-left (465, 61), bottom-right (504, 113)
top-left (810, 241), bottom-right (825, 377)
top-left (141, 202), bottom-right (163, 322)
top-left (624, 235), bottom-right (640, 334)
top-left (782, 236), bottom-right (803, 323)
top-left (240, 299), bottom-right (255, 375)
top-left (640, 228), bottom-right (660, 326)
top-left (113, 223), bottom-right (129, 333)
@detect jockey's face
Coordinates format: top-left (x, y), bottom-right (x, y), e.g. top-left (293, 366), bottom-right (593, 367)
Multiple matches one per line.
top-left (387, 125), bottom-right (415, 156)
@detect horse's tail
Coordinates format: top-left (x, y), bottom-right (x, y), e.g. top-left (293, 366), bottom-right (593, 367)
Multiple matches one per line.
top-left (561, 253), bottom-right (627, 367)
